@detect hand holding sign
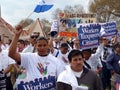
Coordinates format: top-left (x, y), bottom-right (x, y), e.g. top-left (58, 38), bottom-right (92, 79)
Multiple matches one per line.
top-left (50, 20), bottom-right (58, 38)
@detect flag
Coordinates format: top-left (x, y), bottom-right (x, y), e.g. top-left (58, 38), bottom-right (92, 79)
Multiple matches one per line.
top-left (34, 0), bottom-right (54, 13)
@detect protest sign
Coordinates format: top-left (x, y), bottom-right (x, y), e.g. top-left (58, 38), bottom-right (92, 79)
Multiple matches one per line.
top-left (16, 75), bottom-right (56, 90)
top-left (77, 23), bottom-right (101, 50)
top-left (58, 13), bottom-right (96, 32)
top-left (59, 31), bottom-right (78, 37)
top-left (100, 22), bottom-right (117, 39)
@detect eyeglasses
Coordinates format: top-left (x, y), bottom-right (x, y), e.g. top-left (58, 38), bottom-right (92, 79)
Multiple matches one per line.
top-left (30, 36), bottom-right (38, 39)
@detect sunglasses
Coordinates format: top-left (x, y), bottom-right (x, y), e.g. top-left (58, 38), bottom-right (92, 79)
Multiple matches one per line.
top-left (30, 36), bottom-right (38, 39)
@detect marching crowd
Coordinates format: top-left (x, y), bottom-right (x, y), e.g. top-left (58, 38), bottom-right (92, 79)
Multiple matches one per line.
top-left (0, 24), bottom-right (120, 90)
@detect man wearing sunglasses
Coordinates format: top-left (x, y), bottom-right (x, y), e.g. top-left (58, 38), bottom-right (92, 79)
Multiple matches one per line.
top-left (22, 32), bottom-right (39, 53)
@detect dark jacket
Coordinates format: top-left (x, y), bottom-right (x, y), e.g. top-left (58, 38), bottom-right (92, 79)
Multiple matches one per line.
top-left (57, 67), bottom-right (102, 90)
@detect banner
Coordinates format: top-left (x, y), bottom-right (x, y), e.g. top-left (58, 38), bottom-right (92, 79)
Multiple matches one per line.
top-left (59, 31), bottom-right (78, 37)
top-left (100, 22), bottom-right (117, 39)
top-left (16, 75), bottom-right (56, 90)
top-left (117, 32), bottom-right (120, 42)
top-left (58, 13), bottom-right (96, 37)
top-left (77, 23), bottom-right (101, 50)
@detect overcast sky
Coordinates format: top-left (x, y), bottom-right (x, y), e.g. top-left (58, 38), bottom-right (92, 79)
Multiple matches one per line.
top-left (0, 0), bottom-right (90, 26)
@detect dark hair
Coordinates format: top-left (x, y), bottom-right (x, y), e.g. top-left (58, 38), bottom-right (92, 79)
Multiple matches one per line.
top-left (18, 39), bottom-right (25, 45)
top-left (68, 49), bottom-right (83, 62)
top-left (82, 49), bottom-right (92, 54)
top-left (36, 36), bottom-right (48, 44)
top-left (60, 43), bottom-right (69, 48)
top-left (30, 32), bottom-right (40, 39)
top-left (114, 43), bottom-right (120, 49)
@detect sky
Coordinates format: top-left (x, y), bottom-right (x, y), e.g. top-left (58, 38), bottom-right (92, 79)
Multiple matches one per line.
top-left (0, 0), bottom-right (90, 26)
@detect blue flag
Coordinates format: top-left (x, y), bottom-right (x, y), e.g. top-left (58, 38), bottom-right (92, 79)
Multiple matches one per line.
top-left (34, 0), bottom-right (54, 13)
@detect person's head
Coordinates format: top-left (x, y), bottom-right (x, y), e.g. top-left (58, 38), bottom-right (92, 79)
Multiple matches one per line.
top-left (68, 49), bottom-right (84, 72)
top-left (91, 47), bottom-right (97, 54)
top-left (60, 43), bottom-right (69, 54)
top-left (29, 32), bottom-right (40, 45)
top-left (102, 37), bottom-right (109, 46)
top-left (35, 36), bottom-right (49, 56)
top-left (82, 49), bottom-right (92, 60)
top-left (114, 43), bottom-right (120, 54)
top-left (17, 39), bottom-right (25, 52)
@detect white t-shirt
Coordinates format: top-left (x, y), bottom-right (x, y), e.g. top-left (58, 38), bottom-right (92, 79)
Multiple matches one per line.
top-left (85, 54), bottom-right (102, 71)
top-left (22, 44), bottom-right (34, 53)
top-left (52, 49), bottom-right (69, 71)
top-left (84, 45), bottom-right (103, 71)
top-left (72, 70), bottom-right (83, 78)
top-left (1, 44), bottom-right (9, 50)
top-left (0, 50), bottom-right (16, 76)
top-left (20, 52), bottom-right (62, 79)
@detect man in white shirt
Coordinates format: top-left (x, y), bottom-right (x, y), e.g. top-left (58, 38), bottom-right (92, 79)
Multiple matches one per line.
top-left (82, 47), bottom-right (103, 74)
top-left (57, 49), bottom-right (102, 90)
top-left (9, 25), bottom-right (62, 90)
top-left (99, 37), bottom-right (113, 90)
top-left (49, 37), bottom-right (71, 71)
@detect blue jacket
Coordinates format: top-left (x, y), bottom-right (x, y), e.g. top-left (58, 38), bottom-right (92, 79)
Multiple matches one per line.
top-left (106, 52), bottom-right (120, 75)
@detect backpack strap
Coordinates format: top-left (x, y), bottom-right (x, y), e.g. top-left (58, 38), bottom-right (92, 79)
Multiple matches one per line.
top-left (55, 50), bottom-right (59, 57)
top-left (84, 61), bottom-right (91, 69)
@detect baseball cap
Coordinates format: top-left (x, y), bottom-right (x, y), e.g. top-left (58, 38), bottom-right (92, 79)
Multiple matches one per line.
top-left (60, 43), bottom-right (69, 48)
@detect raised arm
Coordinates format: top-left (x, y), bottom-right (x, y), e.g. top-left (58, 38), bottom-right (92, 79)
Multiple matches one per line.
top-left (8, 25), bottom-right (23, 63)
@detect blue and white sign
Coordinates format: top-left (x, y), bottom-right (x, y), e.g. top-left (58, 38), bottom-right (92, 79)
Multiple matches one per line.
top-left (77, 23), bottom-right (101, 50)
top-left (16, 75), bottom-right (56, 90)
top-left (117, 32), bottom-right (120, 42)
top-left (100, 21), bottom-right (117, 38)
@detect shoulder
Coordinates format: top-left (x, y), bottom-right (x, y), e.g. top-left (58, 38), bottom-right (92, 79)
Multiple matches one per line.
top-left (48, 53), bottom-right (61, 64)
top-left (87, 69), bottom-right (99, 79)
top-left (20, 52), bottom-right (37, 60)
top-left (57, 70), bottom-right (68, 82)
top-left (20, 52), bottom-right (36, 56)
top-left (83, 67), bottom-right (97, 77)
top-left (48, 53), bottom-right (58, 60)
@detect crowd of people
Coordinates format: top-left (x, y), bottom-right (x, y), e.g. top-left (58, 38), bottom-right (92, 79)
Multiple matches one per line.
top-left (0, 24), bottom-right (120, 90)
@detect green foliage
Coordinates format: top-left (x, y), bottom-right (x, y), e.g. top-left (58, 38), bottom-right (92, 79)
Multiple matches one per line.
top-left (89, 0), bottom-right (120, 22)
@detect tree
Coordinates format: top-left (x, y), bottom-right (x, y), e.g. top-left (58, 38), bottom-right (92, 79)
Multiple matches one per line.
top-left (52, 8), bottom-right (62, 20)
top-left (64, 5), bottom-right (85, 14)
top-left (18, 18), bottom-right (34, 28)
top-left (74, 4), bottom-right (85, 14)
top-left (89, 0), bottom-right (120, 22)
top-left (52, 4), bottom-right (85, 20)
